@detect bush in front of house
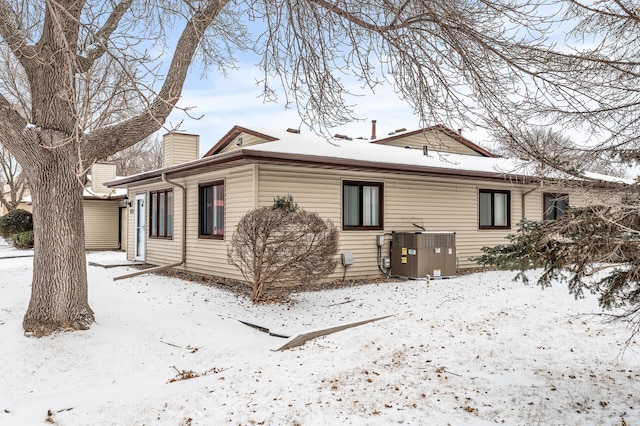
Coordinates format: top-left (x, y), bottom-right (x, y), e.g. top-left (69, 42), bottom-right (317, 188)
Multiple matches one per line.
top-left (13, 230), bottom-right (34, 249)
top-left (0, 209), bottom-right (33, 239)
top-left (227, 196), bottom-right (339, 302)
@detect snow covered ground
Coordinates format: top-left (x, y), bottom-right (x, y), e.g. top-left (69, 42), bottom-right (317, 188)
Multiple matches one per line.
top-left (0, 242), bottom-right (638, 425)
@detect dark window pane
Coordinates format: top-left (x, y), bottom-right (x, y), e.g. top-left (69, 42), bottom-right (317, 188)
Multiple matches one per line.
top-left (479, 192), bottom-right (492, 227)
top-left (167, 191), bottom-right (174, 237)
top-left (199, 182), bottom-right (224, 238)
top-left (342, 181), bottom-right (383, 230)
top-left (343, 185), bottom-right (360, 226)
top-left (150, 192), bottom-right (158, 237)
top-left (479, 189), bottom-right (510, 228)
top-left (158, 192), bottom-right (166, 237)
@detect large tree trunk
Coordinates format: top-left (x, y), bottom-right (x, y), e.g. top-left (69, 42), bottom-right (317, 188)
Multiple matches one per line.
top-left (22, 140), bottom-right (94, 337)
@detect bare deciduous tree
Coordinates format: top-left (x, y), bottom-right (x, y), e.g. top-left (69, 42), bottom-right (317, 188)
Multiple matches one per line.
top-left (0, 0), bottom-right (555, 337)
top-left (109, 135), bottom-right (162, 176)
top-left (488, 1), bottom-right (640, 174)
top-left (0, 0), bottom-right (636, 336)
top-left (0, 143), bottom-right (27, 213)
top-left (228, 199), bottom-right (338, 302)
top-left (477, 1), bottom-right (640, 340)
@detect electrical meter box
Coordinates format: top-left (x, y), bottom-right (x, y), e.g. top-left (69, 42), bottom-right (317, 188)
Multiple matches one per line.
top-left (390, 232), bottom-right (456, 279)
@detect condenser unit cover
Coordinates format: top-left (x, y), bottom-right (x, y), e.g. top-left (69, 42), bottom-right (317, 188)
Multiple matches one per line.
top-left (390, 232), bottom-right (456, 279)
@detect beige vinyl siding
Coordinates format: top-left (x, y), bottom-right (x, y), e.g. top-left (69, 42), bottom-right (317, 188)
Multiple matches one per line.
top-left (218, 133), bottom-right (273, 154)
top-left (127, 198), bottom-right (138, 262)
top-left (122, 161), bottom-right (625, 282)
top-left (90, 163), bottom-right (117, 194)
top-left (381, 132), bottom-right (482, 156)
top-left (256, 165), bottom-right (523, 279)
top-left (83, 200), bottom-right (120, 250)
top-left (140, 183), bottom-right (183, 266)
top-left (163, 133), bottom-right (200, 167)
top-left (125, 197), bottom-right (136, 262)
top-left (179, 165), bottom-right (255, 280)
top-left (120, 207), bottom-right (128, 251)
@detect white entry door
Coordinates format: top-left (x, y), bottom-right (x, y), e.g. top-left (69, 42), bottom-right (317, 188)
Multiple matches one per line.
top-left (135, 193), bottom-right (146, 261)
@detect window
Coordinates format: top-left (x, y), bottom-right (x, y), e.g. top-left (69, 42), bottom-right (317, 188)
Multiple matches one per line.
top-left (479, 189), bottom-right (510, 229)
top-left (199, 181), bottom-right (225, 239)
top-left (343, 181), bottom-right (383, 230)
top-left (149, 189), bottom-right (173, 238)
top-left (543, 193), bottom-right (568, 220)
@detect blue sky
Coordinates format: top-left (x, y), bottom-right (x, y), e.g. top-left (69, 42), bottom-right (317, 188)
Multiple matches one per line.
top-left (165, 54), bottom-right (492, 156)
top-left (167, 62), bottom-right (420, 154)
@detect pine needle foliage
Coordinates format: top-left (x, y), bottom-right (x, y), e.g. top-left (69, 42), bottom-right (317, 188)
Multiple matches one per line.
top-left (474, 205), bottom-right (640, 340)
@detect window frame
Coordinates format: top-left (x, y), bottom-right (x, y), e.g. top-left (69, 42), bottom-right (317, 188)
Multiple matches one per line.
top-left (342, 180), bottom-right (384, 231)
top-left (149, 188), bottom-right (173, 239)
top-left (198, 180), bottom-right (225, 240)
top-left (478, 189), bottom-right (511, 230)
top-left (543, 193), bottom-right (569, 221)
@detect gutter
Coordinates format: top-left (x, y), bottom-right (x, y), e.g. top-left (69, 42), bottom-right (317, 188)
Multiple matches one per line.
top-left (106, 148), bottom-right (535, 189)
top-left (113, 173), bottom-right (187, 281)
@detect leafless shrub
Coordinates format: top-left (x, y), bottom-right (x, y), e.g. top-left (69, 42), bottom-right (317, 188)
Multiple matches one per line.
top-left (228, 199), bottom-right (339, 302)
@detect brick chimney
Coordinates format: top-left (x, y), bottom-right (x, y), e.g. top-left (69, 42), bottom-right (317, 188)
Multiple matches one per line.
top-left (163, 132), bottom-right (200, 167)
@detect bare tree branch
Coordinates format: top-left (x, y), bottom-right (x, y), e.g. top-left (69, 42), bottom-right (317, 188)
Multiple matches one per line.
top-left (83, 0), bottom-right (229, 162)
top-left (0, 0), bottom-right (36, 63)
top-left (77, 0), bottom-right (134, 73)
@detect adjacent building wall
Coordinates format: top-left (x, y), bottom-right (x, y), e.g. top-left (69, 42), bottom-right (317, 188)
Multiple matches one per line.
top-left (378, 131), bottom-right (482, 156)
top-left (125, 162), bottom-right (623, 282)
top-left (83, 200), bottom-right (121, 250)
top-left (257, 165), bottom-right (526, 277)
top-left (217, 133), bottom-right (272, 154)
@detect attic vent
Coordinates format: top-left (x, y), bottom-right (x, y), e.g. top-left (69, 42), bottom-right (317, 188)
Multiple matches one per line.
top-left (395, 128), bottom-right (407, 133)
top-left (286, 128), bottom-right (300, 134)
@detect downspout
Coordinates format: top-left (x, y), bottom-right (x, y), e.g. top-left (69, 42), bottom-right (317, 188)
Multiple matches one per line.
top-left (113, 173), bottom-right (187, 281)
top-left (162, 173), bottom-right (187, 266)
top-left (521, 183), bottom-right (541, 220)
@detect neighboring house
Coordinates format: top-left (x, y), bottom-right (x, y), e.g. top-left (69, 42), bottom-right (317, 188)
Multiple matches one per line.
top-left (84, 162), bottom-right (129, 250)
top-left (1, 163), bottom-right (128, 250)
top-left (106, 125), bottom-right (631, 282)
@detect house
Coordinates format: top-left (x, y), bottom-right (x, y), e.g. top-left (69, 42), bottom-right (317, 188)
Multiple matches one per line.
top-left (83, 162), bottom-right (129, 250)
top-left (2, 162), bottom-right (128, 250)
top-left (106, 125), bottom-right (630, 282)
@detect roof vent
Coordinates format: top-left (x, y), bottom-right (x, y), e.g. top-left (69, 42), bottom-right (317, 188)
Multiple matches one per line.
top-left (395, 128), bottom-right (407, 133)
top-left (423, 145), bottom-right (429, 156)
top-left (334, 133), bottom-right (348, 139)
top-left (286, 128), bottom-right (301, 134)
top-left (404, 145), bottom-right (411, 149)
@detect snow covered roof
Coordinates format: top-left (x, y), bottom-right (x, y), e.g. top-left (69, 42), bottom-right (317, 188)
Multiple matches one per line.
top-left (83, 186), bottom-right (127, 200)
top-left (246, 134), bottom-right (517, 175)
top-left (107, 127), bottom-right (635, 187)
top-left (84, 172), bottom-right (128, 199)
